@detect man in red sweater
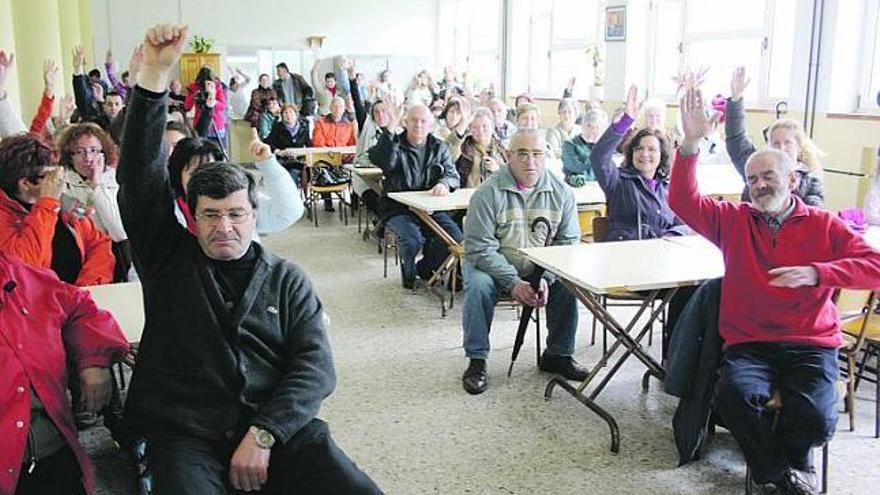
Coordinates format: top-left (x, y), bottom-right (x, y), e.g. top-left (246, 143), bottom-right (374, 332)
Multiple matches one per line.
top-left (669, 86), bottom-right (880, 495)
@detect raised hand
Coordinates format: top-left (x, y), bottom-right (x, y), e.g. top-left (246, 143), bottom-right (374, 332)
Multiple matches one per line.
top-left (128, 44), bottom-right (144, 85)
top-left (0, 51), bottom-right (14, 95)
top-left (249, 137), bottom-right (272, 162)
top-left (105, 49), bottom-right (114, 67)
top-left (730, 66), bottom-right (750, 102)
top-left (60, 94), bottom-right (75, 121)
top-left (623, 84), bottom-right (639, 119)
top-left (92, 82), bottom-right (105, 102)
top-left (139, 23), bottom-right (189, 92)
top-left (43, 59), bottom-right (59, 96)
top-left (679, 86), bottom-right (720, 155)
top-left (345, 60), bottom-right (356, 80)
top-left (72, 45), bottom-right (86, 74)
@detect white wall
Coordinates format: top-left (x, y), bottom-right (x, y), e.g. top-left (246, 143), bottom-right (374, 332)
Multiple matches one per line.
top-left (90, 0), bottom-right (439, 75)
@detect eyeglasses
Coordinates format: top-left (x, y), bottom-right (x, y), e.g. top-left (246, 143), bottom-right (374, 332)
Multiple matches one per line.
top-left (514, 150), bottom-right (546, 161)
top-left (195, 209), bottom-right (253, 225)
top-left (72, 147), bottom-right (103, 158)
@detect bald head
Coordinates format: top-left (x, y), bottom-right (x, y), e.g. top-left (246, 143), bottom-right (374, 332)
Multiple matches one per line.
top-left (405, 104), bottom-right (435, 146)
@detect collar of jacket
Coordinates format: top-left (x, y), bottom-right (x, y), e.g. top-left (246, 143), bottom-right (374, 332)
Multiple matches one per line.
top-left (496, 165), bottom-right (553, 194)
top-left (0, 189), bottom-right (62, 217)
top-left (399, 131), bottom-right (440, 151)
top-left (747, 194), bottom-right (809, 222)
top-left (460, 135), bottom-right (501, 162)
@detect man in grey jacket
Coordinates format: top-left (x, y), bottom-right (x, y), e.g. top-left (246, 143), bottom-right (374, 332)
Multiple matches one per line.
top-left (118, 23), bottom-right (380, 495)
top-left (461, 129), bottom-right (589, 394)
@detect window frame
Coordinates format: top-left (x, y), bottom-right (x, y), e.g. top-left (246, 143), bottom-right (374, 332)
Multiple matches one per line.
top-left (857, 0), bottom-right (880, 113)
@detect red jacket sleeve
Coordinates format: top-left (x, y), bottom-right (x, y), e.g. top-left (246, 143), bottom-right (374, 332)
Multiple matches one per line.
top-left (60, 284), bottom-right (129, 369)
top-left (345, 123), bottom-right (356, 146)
top-left (74, 217), bottom-right (115, 286)
top-left (29, 93), bottom-right (54, 138)
top-left (0, 196), bottom-right (59, 268)
top-left (813, 217), bottom-right (880, 289)
top-left (668, 151), bottom-right (725, 245)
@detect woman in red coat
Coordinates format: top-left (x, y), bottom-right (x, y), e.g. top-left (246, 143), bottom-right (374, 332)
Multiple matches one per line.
top-left (0, 250), bottom-right (129, 495)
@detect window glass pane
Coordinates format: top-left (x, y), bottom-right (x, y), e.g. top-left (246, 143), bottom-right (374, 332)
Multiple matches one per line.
top-left (767, 0), bottom-right (797, 99)
top-left (687, 38), bottom-right (762, 100)
top-left (530, 14), bottom-right (552, 95)
top-left (686, 0), bottom-right (766, 33)
top-left (468, 52), bottom-right (501, 92)
top-left (550, 49), bottom-right (590, 96)
top-left (552, 0), bottom-right (596, 43)
top-left (652, 1), bottom-right (683, 96)
top-left (870, 8), bottom-right (880, 108)
top-left (509, 0), bottom-right (532, 95)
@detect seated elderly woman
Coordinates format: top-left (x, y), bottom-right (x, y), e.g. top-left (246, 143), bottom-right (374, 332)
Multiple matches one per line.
top-left (617, 97), bottom-right (681, 153)
top-left (514, 102), bottom-right (540, 131)
top-left (726, 66), bottom-right (824, 207)
top-left (265, 103), bottom-right (311, 184)
top-left (590, 85), bottom-right (689, 241)
top-left (57, 123), bottom-right (132, 281)
top-left (489, 98), bottom-right (516, 144)
top-left (0, 133), bottom-right (114, 286)
top-left (545, 97), bottom-right (581, 159)
top-left (562, 108), bottom-right (608, 186)
top-left (456, 107), bottom-right (510, 188)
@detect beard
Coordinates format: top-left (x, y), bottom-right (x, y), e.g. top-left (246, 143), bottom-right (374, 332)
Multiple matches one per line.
top-left (752, 187), bottom-right (790, 214)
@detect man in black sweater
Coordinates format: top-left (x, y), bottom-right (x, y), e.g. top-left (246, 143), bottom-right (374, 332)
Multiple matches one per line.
top-left (117, 23), bottom-right (380, 495)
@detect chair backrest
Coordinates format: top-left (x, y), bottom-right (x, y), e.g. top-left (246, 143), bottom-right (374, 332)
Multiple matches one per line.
top-left (592, 216), bottom-right (609, 243)
top-left (834, 289), bottom-right (874, 318)
top-left (835, 289), bottom-right (878, 352)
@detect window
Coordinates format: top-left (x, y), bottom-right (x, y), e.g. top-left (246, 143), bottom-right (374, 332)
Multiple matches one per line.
top-left (437, 0), bottom-right (503, 93)
top-left (648, 0), bottom-right (797, 103)
top-left (508, 0), bottom-right (600, 98)
top-left (859, 1), bottom-right (880, 112)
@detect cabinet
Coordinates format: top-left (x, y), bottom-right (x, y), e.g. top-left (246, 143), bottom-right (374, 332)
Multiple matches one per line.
top-left (179, 53), bottom-right (222, 85)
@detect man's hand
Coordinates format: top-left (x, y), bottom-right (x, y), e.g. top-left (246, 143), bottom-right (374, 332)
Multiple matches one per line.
top-left (92, 82), bottom-right (105, 103)
top-left (43, 59), bottom-right (58, 97)
top-left (344, 59), bottom-right (356, 80)
top-left (730, 66), bottom-right (750, 102)
top-left (0, 50), bottom-right (14, 97)
top-left (72, 45), bottom-right (86, 75)
top-left (430, 183), bottom-right (449, 196)
top-left (679, 86), bottom-right (720, 156)
top-left (250, 138), bottom-right (272, 162)
top-left (38, 166), bottom-right (64, 200)
top-left (139, 24), bottom-right (189, 92)
top-left (511, 279), bottom-right (548, 307)
top-left (768, 266), bottom-right (819, 288)
top-left (79, 367), bottom-right (112, 414)
top-left (229, 432), bottom-right (271, 492)
top-left (482, 156), bottom-right (500, 173)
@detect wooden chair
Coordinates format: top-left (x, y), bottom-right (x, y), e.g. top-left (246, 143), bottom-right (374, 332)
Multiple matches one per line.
top-left (837, 289), bottom-right (880, 437)
top-left (589, 216), bottom-right (662, 351)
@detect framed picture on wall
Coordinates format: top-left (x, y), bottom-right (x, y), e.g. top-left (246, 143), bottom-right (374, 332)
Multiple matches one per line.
top-left (605, 6), bottom-right (626, 41)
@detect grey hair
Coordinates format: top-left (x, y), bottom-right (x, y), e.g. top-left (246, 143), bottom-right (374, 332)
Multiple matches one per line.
top-left (746, 148), bottom-right (795, 178)
top-left (558, 97), bottom-right (581, 116)
top-left (405, 103), bottom-right (434, 121)
top-left (470, 107), bottom-right (495, 125)
top-left (582, 108), bottom-right (609, 127)
top-left (488, 97), bottom-right (507, 110)
top-left (331, 95), bottom-right (346, 106)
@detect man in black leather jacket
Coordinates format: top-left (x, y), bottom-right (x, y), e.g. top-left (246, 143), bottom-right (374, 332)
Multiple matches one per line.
top-left (369, 104), bottom-right (462, 288)
top-left (117, 23), bottom-right (380, 495)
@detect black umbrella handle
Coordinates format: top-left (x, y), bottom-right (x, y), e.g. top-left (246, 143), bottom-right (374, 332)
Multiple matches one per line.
top-left (529, 217), bottom-right (554, 293)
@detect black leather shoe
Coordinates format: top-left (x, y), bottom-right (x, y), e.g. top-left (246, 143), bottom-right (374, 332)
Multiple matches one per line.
top-left (539, 353), bottom-right (589, 381)
top-left (462, 359), bottom-right (488, 395)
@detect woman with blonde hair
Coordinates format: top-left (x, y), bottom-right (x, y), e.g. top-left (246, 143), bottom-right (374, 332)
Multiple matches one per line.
top-left (726, 67), bottom-right (824, 206)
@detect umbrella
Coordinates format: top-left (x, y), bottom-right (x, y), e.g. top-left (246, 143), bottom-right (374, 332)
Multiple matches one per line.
top-left (507, 216), bottom-right (554, 376)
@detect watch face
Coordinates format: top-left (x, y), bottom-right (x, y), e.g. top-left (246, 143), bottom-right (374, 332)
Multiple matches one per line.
top-left (251, 426), bottom-right (275, 448)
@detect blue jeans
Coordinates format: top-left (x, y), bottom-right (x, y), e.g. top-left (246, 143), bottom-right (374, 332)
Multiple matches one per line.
top-left (461, 260), bottom-right (579, 360)
top-left (384, 211), bottom-right (462, 283)
top-left (715, 343), bottom-right (838, 484)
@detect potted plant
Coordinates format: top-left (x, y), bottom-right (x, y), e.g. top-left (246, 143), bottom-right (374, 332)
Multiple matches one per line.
top-left (586, 42), bottom-right (605, 100)
top-left (190, 35), bottom-right (215, 54)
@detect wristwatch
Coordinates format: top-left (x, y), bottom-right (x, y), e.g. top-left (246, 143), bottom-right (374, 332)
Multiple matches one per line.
top-left (249, 425), bottom-right (276, 449)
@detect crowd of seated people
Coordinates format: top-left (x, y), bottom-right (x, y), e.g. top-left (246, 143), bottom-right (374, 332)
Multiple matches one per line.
top-left (4, 18), bottom-right (880, 495)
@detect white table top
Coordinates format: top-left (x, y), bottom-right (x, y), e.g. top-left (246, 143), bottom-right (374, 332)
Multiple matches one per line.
top-left (865, 225), bottom-right (880, 251)
top-left (520, 238), bottom-right (724, 295)
top-left (85, 282), bottom-right (144, 343)
top-left (387, 182), bottom-right (606, 214)
top-left (288, 145), bottom-right (357, 156)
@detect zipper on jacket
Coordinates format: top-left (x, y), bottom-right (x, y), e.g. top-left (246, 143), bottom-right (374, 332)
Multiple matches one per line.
top-left (26, 427), bottom-right (37, 473)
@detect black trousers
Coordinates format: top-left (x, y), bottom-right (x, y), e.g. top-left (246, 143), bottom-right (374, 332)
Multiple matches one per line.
top-left (147, 419), bottom-right (382, 495)
top-left (15, 447), bottom-right (85, 495)
top-left (715, 343), bottom-right (838, 484)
